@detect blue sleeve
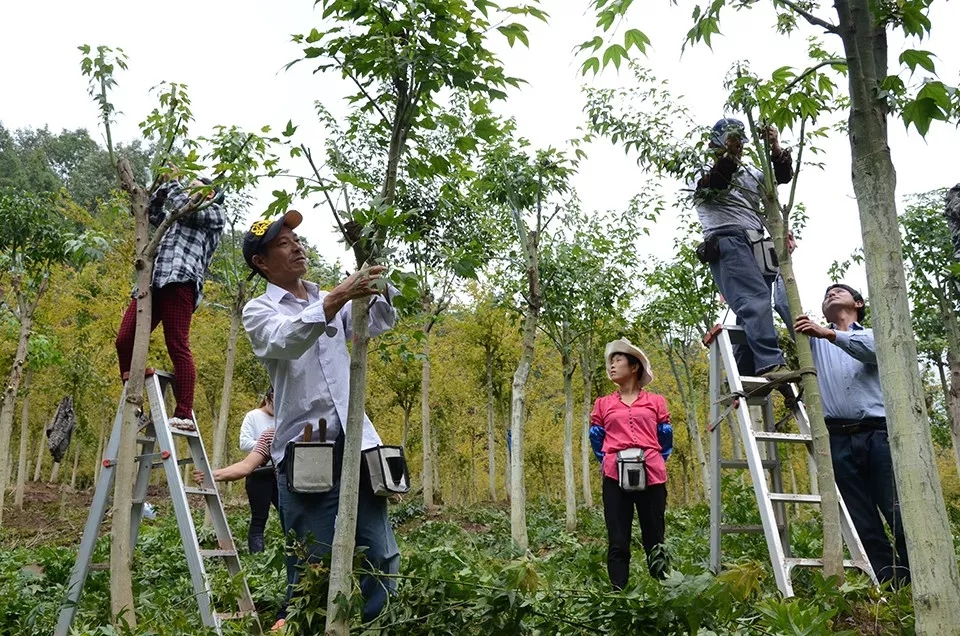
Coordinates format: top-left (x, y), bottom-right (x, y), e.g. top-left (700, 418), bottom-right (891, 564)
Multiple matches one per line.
top-left (589, 425), bottom-right (605, 462)
top-left (657, 422), bottom-right (673, 461)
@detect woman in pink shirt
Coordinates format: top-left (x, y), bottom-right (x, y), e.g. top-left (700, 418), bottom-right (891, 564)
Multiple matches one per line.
top-left (589, 338), bottom-right (673, 588)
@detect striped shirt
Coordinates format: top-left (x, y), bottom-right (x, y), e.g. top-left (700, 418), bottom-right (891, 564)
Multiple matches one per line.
top-left (142, 181), bottom-right (226, 309)
top-left (252, 428), bottom-right (275, 466)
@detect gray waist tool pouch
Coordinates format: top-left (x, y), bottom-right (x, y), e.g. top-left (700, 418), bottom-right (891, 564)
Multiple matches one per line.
top-left (284, 419), bottom-right (335, 494)
top-left (745, 229), bottom-right (780, 276)
top-left (617, 448), bottom-right (648, 491)
top-left (362, 446), bottom-right (411, 496)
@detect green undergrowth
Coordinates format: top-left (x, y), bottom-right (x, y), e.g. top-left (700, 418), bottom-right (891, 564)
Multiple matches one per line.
top-left (0, 476), bottom-right (919, 634)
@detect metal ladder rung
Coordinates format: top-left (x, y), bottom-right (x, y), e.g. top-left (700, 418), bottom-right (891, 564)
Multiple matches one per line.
top-left (184, 487), bottom-right (218, 497)
top-left (199, 549), bottom-right (238, 559)
top-left (720, 459), bottom-right (779, 470)
top-left (752, 431), bottom-right (811, 443)
top-left (152, 457), bottom-right (194, 469)
top-left (137, 436), bottom-right (156, 444)
top-left (216, 611), bottom-right (257, 621)
top-left (769, 493), bottom-right (820, 504)
top-left (721, 524), bottom-right (785, 534)
top-left (169, 427), bottom-right (200, 437)
top-left (787, 557), bottom-right (867, 569)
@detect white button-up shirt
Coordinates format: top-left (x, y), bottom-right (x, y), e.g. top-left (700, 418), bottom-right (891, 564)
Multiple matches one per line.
top-left (242, 280), bottom-right (396, 465)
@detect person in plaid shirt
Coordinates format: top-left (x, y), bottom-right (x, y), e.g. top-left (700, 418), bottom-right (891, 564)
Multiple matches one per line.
top-left (115, 169), bottom-right (226, 431)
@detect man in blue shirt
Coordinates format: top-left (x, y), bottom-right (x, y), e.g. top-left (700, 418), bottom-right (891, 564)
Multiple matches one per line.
top-left (794, 283), bottom-right (910, 586)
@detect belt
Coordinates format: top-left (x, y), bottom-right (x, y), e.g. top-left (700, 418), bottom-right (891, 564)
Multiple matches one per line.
top-left (824, 417), bottom-right (887, 435)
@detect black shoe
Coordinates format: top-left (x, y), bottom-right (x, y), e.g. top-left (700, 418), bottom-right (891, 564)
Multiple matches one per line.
top-left (248, 534), bottom-right (265, 553)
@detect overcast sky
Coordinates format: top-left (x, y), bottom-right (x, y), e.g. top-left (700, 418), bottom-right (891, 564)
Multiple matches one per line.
top-left (2, 0), bottom-right (959, 319)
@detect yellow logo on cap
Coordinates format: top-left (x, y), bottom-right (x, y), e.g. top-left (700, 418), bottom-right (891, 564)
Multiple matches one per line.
top-left (250, 220), bottom-right (271, 237)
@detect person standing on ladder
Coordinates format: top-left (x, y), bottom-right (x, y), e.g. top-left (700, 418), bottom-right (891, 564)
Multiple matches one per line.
top-left (692, 118), bottom-right (794, 380)
top-left (588, 338), bottom-right (673, 588)
top-left (241, 210), bottom-right (400, 625)
top-left (238, 387), bottom-right (279, 553)
top-left (115, 166), bottom-right (226, 432)
top-left (944, 183), bottom-right (960, 261)
top-left (794, 284), bottom-right (911, 587)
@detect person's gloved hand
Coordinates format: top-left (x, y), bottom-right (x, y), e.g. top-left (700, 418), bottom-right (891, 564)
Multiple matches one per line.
top-left (657, 422), bottom-right (673, 462)
top-left (589, 425), bottom-right (605, 462)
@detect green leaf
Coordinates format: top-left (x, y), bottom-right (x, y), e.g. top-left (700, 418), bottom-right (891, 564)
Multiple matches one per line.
top-left (283, 120), bottom-right (298, 137)
top-left (623, 28), bottom-right (650, 54)
top-left (601, 44), bottom-right (627, 70)
top-left (581, 56), bottom-right (601, 76)
top-left (899, 49), bottom-right (936, 74)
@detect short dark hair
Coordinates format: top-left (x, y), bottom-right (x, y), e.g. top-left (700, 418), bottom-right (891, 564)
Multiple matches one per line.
top-left (826, 283), bottom-right (866, 322)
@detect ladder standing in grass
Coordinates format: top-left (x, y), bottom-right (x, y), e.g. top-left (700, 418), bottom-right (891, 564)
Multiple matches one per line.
top-left (115, 168), bottom-right (226, 431)
top-left (794, 284), bottom-right (911, 586)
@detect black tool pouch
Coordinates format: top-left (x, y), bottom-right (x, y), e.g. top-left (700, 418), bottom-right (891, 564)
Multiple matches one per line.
top-left (362, 446), bottom-right (411, 496)
top-left (696, 235), bottom-right (721, 264)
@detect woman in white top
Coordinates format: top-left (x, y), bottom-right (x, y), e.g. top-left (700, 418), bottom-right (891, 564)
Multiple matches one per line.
top-left (238, 387), bottom-right (277, 553)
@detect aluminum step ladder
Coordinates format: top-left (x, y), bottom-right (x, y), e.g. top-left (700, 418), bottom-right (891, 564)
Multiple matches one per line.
top-left (55, 369), bottom-right (260, 635)
top-left (704, 324), bottom-right (877, 596)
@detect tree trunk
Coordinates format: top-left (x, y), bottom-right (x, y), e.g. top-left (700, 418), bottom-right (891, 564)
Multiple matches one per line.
top-left (486, 347), bottom-right (497, 501)
top-left (669, 347), bottom-right (710, 501)
top-left (325, 299), bottom-right (371, 636)
top-left (510, 229), bottom-right (540, 551)
top-left (111, 166), bottom-right (152, 627)
top-left (0, 283), bottom-right (41, 527)
top-left (835, 0), bottom-right (960, 624)
top-left (33, 424), bottom-right (45, 482)
top-left (15, 369), bottom-right (33, 509)
top-left (94, 422), bottom-right (105, 486)
top-left (420, 317), bottom-right (434, 511)
top-left (561, 340), bottom-right (577, 531)
top-left (726, 412), bottom-right (742, 461)
top-left (212, 303), bottom-right (242, 471)
top-left (580, 345), bottom-right (594, 508)
top-left (767, 213), bottom-right (843, 579)
top-left (70, 436), bottom-right (81, 490)
top-left (939, 294), bottom-right (960, 479)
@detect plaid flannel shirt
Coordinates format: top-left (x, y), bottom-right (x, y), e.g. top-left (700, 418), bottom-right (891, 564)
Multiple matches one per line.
top-left (138, 181), bottom-right (226, 310)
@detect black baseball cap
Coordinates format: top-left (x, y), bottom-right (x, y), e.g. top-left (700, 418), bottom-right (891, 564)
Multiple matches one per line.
top-left (242, 210), bottom-right (303, 278)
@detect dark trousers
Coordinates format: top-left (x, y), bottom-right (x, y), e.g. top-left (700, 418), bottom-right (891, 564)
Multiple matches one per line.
top-left (244, 469), bottom-right (279, 552)
top-left (708, 232), bottom-right (785, 376)
top-left (830, 429), bottom-right (910, 586)
top-left (115, 282), bottom-right (197, 419)
top-left (602, 477), bottom-right (668, 589)
top-left (277, 436), bottom-right (399, 623)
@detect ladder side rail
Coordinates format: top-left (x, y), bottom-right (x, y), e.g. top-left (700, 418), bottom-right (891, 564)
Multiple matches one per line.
top-left (146, 376), bottom-right (220, 631)
top-left (716, 329), bottom-right (795, 596)
top-left (130, 424), bottom-right (157, 550)
top-left (54, 387), bottom-right (128, 636)
top-left (790, 401), bottom-right (878, 584)
top-left (709, 339), bottom-right (724, 574)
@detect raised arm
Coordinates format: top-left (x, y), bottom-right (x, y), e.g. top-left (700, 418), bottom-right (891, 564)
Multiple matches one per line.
top-left (243, 297), bottom-right (337, 360)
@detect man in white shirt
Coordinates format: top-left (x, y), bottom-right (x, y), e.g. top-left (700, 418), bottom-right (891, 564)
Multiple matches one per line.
top-left (241, 210), bottom-right (399, 623)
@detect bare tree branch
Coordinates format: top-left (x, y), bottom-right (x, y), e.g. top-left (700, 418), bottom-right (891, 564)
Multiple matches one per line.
top-left (775, 0), bottom-right (839, 33)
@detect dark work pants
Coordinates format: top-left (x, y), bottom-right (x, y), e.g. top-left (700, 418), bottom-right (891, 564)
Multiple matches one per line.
top-left (244, 469), bottom-right (279, 552)
top-left (602, 477), bottom-right (668, 589)
top-left (831, 429), bottom-right (910, 586)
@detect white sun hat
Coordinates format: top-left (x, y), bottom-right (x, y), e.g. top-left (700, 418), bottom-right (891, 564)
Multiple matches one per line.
top-left (605, 338), bottom-right (654, 388)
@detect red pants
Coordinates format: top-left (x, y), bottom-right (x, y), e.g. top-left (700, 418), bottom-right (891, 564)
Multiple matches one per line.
top-left (116, 283), bottom-right (197, 419)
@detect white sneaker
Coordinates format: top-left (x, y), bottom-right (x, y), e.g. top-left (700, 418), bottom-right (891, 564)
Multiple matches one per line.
top-left (168, 417), bottom-right (196, 432)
